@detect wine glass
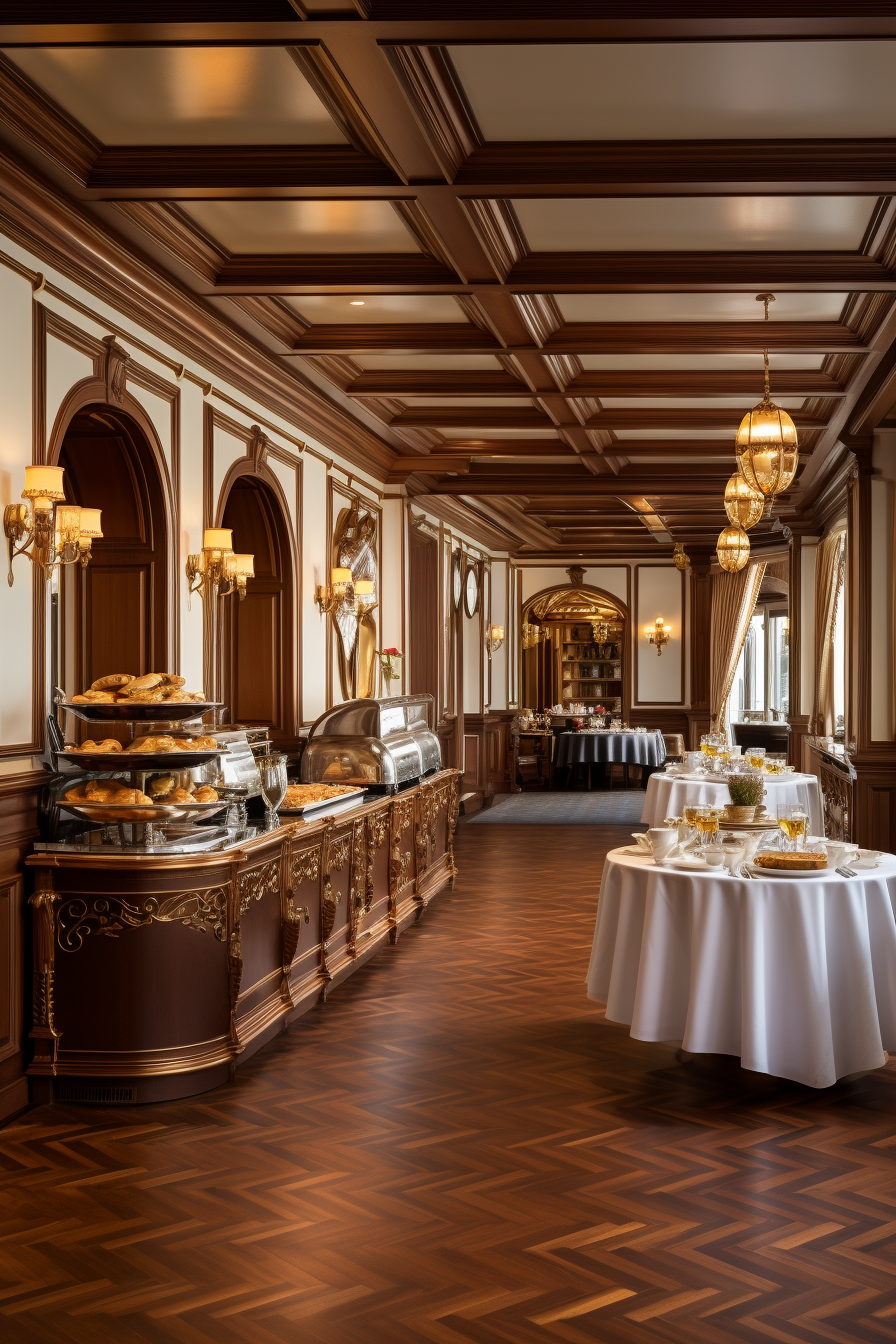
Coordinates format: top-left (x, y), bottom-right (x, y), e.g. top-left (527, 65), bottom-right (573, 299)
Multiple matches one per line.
top-left (259, 753), bottom-right (288, 828)
top-left (778, 803), bottom-right (808, 852)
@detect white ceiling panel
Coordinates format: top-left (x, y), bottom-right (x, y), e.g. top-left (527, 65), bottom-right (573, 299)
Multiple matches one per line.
top-left (284, 294), bottom-right (468, 324)
top-left (5, 46), bottom-right (347, 145)
top-left (599, 397), bottom-right (804, 409)
top-left (556, 292), bottom-right (848, 323)
top-left (578, 353), bottom-right (825, 371)
top-left (614, 428), bottom-right (742, 440)
top-left (449, 42), bottom-right (896, 140)
top-left (437, 428), bottom-right (560, 439)
top-left (184, 201), bottom-right (419, 255)
top-left (354, 354), bottom-right (505, 371)
top-left (408, 397), bottom-right (534, 407)
top-left (513, 197), bottom-right (871, 253)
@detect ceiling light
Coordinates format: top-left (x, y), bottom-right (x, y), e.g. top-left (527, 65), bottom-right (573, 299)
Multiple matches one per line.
top-left (349, 300), bottom-right (365, 306)
top-left (724, 472), bottom-right (764, 531)
top-left (734, 294), bottom-right (799, 499)
top-left (716, 524), bottom-right (751, 573)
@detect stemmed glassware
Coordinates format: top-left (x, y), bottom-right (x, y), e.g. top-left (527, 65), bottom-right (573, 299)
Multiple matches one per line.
top-left (259, 753), bottom-right (288, 828)
top-left (778, 803), bottom-right (808, 852)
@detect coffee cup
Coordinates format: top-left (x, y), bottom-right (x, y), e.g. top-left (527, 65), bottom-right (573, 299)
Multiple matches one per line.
top-left (647, 827), bottom-right (678, 861)
top-left (824, 841), bottom-right (859, 867)
top-left (632, 832), bottom-right (652, 853)
top-left (853, 849), bottom-right (881, 869)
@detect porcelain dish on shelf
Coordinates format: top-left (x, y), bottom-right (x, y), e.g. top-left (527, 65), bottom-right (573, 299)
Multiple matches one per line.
top-left (60, 701), bottom-right (223, 723)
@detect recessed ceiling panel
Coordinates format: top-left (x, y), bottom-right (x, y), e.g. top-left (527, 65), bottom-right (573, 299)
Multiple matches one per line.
top-left (184, 201), bottom-right (419, 255)
top-left (578, 353), bottom-right (825, 371)
top-left (408, 397), bottom-right (534, 407)
top-left (449, 42), bottom-right (896, 140)
top-left (354, 354), bottom-right (505, 370)
top-left (614, 428), bottom-right (746, 440)
top-left (513, 198), bottom-right (871, 253)
top-left (437, 428), bottom-right (560, 439)
top-left (556, 292), bottom-right (848, 323)
top-left (5, 46), bottom-right (347, 145)
top-left (599, 397), bottom-right (804, 409)
top-left (284, 294), bottom-right (467, 324)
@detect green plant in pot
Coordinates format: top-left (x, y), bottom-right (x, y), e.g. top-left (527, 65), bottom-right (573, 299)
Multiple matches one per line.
top-left (726, 774), bottom-right (765, 822)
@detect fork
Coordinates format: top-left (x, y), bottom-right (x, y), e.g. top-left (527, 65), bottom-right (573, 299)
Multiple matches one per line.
top-left (836, 865), bottom-right (857, 878)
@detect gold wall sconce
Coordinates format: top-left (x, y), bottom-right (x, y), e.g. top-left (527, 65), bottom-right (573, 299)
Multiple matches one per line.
top-left (4, 464), bottom-right (102, 587)
top-left (315, 568), bottom-right (376, 616)
top-left (644, 616), bottom-right (672, 655)
top-left (487, 624), bottom-right (505, 657)
top-left (186, 528), bottom-right (254, 603)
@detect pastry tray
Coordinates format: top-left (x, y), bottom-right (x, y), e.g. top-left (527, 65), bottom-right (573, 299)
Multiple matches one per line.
top-left (59, 701), bottom-right (222, 723)
top-left (278, 788), bottom-right (367, 816)
top-left (57, 748), bottom-right (225, 772)
top-left (60, 799), bottom-right (227, 823)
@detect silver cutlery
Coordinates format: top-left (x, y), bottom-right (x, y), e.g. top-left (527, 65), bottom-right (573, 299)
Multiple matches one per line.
top-left (836, 865), bottom-right (857, 878)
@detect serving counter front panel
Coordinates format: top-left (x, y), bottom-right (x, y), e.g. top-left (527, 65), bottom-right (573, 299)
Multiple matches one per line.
top-left (27, 770), bottom-right (459, 1103)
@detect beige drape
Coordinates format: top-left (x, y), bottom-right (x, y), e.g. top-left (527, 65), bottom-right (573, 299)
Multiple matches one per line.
top-left (709, 561), bottom-right (767, 730)
top-left (811, 530), bottom-right (846, 736)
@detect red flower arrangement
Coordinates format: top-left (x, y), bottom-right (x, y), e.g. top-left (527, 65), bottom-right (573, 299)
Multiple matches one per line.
top-left (382, 647), bottom-right (403, 657)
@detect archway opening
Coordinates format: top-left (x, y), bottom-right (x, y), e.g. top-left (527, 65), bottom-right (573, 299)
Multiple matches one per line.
top-left (521, 584), bottom-right (628, 715)
top-left (57, 406), bottom-right (169, 698)
top-left (220, 474), bottom-right (295, 746)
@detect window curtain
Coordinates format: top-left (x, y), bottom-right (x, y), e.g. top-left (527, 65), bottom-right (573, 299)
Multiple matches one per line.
top-left (709, 561), bottom-right (767, 731)
top-left (811, 530), bottom-right (845, 736)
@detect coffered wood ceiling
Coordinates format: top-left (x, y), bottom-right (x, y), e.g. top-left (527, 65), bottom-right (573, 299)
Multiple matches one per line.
top-left (3, 5), bottom-right (896, 558)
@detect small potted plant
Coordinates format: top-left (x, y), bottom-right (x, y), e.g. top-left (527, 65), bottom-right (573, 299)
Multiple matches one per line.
top-left (726, 774), bottom-right (765, 822)
top-left (379, 647), bottom-right (403, 686)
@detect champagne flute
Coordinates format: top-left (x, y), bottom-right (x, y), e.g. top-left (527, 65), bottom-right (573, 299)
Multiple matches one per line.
top-left (259, 753), bottom-right (288, 828)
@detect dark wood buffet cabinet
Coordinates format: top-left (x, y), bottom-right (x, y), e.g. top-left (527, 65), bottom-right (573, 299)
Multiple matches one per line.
top-left (26, 770), bottom-right (459, 1104)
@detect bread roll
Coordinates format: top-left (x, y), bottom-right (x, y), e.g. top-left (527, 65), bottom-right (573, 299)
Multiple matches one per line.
top-left (159, 674), bottom-right (186, 688)
top-left (188, 736), bottom-right (218, 752)
top-left (192, 786), bottom-right (218, 803)
top-left (168, 787), bottom-right (194, 803)
top-left (90, 674), bottom-right (134, 691)
top-left (127, 673), bottom-right (163, 692)
top-left (79, 739), bottom-right (123, 754)
top-left (121, 688), bottom-right (165, 702)
top-left (148, 774), bottom-right (176, 797)
top-left (83, 689), bottom-right (116, 702)
top-left (70, 695), bottom-right (89, 703)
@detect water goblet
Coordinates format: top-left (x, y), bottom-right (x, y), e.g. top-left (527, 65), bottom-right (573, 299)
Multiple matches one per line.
top-left (778, 803), bottom-right (808, 852)
top-left (259, 753), bottom-right (288, 828)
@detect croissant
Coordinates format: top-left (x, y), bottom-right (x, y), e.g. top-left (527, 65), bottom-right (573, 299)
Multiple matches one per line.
top-left (90, 674), bottom-right (134, 691)
top-left (192, 786), bottom-right (219, 803)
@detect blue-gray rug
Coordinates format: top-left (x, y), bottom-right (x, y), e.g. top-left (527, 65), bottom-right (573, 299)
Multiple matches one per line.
top-left (465, 792), bottom-right (647, 825)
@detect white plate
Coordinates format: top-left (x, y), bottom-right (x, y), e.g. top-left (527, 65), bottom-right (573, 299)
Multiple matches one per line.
top-left (748, 861), bottom-right (830, 879)
top-left (661, 856), bottom-right (710, 871)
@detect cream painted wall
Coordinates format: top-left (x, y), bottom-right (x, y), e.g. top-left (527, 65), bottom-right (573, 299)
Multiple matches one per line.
top-left (0, 266), bottom-right (35, 748)
top-left (463, 609), bottom-right (481, 714)
top-left (379, 498), bottom-right (405, 697)
top-left (45, 336), bottom-right (93, 445)
top-left (489, 559), bottom-right (508, 711)
top-left (635, 565), bottom-right (683, 704)
top-left (179, 380), bottom-right (205, 692)
top-left (301, 454), bottom-right (329, 724)
top-left (520, 564), bottom-right (628, 606)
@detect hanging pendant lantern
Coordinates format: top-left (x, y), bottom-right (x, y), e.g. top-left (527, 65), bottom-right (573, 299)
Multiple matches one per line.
top-left (734, 294), bottom-right (799, 499)
top-left (671, 542), bottom-right (691, 571)
top-left (724, 472), bottom-right (764, 531)
top-left (717, 524), bottom-right (751, 573)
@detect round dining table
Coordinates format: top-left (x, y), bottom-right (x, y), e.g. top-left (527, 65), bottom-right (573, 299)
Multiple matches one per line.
top-left (587, 847), bottom-right (896, 1088)
top-left (641, 769), bottom-right (824, 835)
top-left (554, 729), bottom-right (666, 770)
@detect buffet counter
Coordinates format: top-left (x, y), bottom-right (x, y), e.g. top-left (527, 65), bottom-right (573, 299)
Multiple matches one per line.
top-left (26, 769), bottom-right (460, 1103)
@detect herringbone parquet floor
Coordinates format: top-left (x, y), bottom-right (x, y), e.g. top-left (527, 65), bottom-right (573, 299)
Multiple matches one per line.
top-left (2, 823), bottom-right (896, 1344)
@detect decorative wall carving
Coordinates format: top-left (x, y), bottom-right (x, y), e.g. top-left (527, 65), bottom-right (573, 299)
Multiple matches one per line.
top-left (347, 816), bottom-right (368, 956)
top-left (290, 848), bottom-right (321, 889)
top-left (28, 870), bottom-right (59, 1069)
top-left (333, 497), bottom-right (378, 700)
top-left (57, 887), bottom-right (230, 950)
top-left (239, 860), bottom-right (280, 914)
top-left (365, 808), bottom-right (389, 914)
top-left (820, 759), bottom-right (854, 842)
top-left (388, 796), bottom-right (416, 928)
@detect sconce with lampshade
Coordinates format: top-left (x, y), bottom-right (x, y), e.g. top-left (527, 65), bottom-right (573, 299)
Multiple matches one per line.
top-left (315, 568), bottom-right (377, 616)
top-left (185, 527), bottom-right (254, 603)
top-left (486, 624), bottom-right (505, 657)
top-left (644, 616), bottom-right (671, 655)
top-left (4, 463), bottom-right (103, 586)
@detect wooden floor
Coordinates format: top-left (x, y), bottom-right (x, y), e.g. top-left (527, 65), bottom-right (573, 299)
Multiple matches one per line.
top-left (3, 823), bottom-right (896, 1343)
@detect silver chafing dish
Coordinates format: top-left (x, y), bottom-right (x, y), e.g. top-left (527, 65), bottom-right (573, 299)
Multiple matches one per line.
top-left (301, 694), bottom-right (441, 793)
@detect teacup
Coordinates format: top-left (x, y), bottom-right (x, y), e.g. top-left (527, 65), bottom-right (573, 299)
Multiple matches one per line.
top-left (647, 827), bottom-right (678, 861)
top-left (824, 841), bottom-right (859, 867)
top-left (632, 832), bottom-right (652, 853)
top-left (853, 848), bottom-right (881, 869)
top-left (702, 844), bottom-right (725, 868)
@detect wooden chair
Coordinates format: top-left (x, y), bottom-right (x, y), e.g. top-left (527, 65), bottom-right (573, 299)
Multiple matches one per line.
top-left (510, 722), bottom-right (551, 792)
top-left (662, 733), bottom-right (685, 762)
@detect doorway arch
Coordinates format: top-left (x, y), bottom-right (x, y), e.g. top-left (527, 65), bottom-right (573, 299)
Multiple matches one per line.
top-left (521, 583), bottom-right (629, 717)
top-left (218, 471), bottom-right (296, 747)
top-left (56, 405), bottom-right (171, 695)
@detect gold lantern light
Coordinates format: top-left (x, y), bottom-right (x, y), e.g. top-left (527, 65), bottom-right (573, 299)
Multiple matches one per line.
top-left (672, 542), bottom-right (691, 572)
top-left (735, 294), bottom-right (799, 499)
top-left (724, 472), bottom-right (764, 531)
top-left (717, 524), bottom-right (751, 573)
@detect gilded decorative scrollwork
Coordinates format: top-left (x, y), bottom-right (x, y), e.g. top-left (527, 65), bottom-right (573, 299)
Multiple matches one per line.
top-left (228, 928), bottom-right (243, 1050)
top-left (320, 824), bottom-right (348, 963)
top-left (57, 887), bottom-right (230, 951)
top-left (414, 784), bottom-right (447, 883)
top-left (239, 859), bottom-right (280, 914)
top-left (280, 896), bottom-right (310, 1003)
top-left (365, 808), bottom-right (389, 914)
top-left (348, 816), bottom-right (368, 956)
top-left (290, 847), bottom-right (321, 889)
top-left (820, 760), bottom-right (853, 842)
top-left (446, 777), bottom-right (460, 880)
top-left (388, 796), bottom-right (416, 925)
top-left (29, 870), bottom-right (60, 1067)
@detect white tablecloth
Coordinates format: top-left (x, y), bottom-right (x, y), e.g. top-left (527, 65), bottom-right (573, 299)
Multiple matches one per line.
top-left (641, 770), bottom-right (824, 835)
top-left (586, 848), bottom-right (896, 1088)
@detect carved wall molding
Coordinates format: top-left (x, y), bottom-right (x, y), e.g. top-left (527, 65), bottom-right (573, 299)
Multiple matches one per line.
top-left (58, 886), bottom-right (231, 951)
top-left (238, 860), bottom-right (281, 915)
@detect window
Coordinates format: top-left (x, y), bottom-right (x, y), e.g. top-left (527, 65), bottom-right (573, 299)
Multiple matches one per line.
top-left (727, 603), bottom-right (789, 724)
top-left (832, 569), bottom-right (846, 738)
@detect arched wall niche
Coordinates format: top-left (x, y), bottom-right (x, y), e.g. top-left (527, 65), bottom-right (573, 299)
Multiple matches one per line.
top-left (520, 582), bottom-right (630, 717)
top-left (46, 338), bottom-right (178, 677)
top-left (216, 455), bottom-right (298, 747)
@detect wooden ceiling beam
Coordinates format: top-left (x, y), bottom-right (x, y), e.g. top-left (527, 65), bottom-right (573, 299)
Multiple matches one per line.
top-left (507, 252), bottom-right (894, 290)
top-left (214, 254), bottom-right (460, 289)
top-left (587, 408), bottom-right (826, 431)
top-left (567, 370), bottom-right (846, 397)
top-left (430, 472), bottom-right (733, 496)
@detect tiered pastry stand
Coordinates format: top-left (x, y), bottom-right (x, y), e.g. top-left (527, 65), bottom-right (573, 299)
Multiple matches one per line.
top-left (56, 699), bottom-right (229, 846)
